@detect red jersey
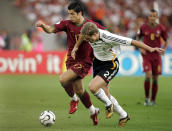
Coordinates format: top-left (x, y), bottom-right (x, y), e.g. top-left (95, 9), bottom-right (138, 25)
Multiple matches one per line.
top-left (54, 19), bottom-right (105, 64)
top-left (137, 23), bottom-right (168, 57)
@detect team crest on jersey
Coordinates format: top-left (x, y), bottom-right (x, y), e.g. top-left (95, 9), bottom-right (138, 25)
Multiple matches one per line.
top-left (156, 30), bottom-right (160, 37)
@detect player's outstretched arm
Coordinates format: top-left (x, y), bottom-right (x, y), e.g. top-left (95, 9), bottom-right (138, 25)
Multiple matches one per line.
top-left (36, 20), bottom-right (55, 33)
top-left (131, 40), bottom-right (165, 54)
top-left (71, 34), bottom-right (84, 59)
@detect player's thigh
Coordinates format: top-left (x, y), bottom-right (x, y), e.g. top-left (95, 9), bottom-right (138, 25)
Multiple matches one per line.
top-left (73, 78), bottom-right (84, 94)
top-left (59, 69), bottom-right (78, 85)
top-left (89, 75), bottom-right (107, 93)
top-left (142, 57), bottom-right (152, 78)
top-left (152, 57), bottom-right (162, 76)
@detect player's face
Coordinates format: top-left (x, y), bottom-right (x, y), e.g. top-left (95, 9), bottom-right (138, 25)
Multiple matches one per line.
top-left (148, 12), bottom-right (158, 24)
top-left (85, 33), bottom-right (99, 43)
top-left (68, 10), bottom-right (81, 23)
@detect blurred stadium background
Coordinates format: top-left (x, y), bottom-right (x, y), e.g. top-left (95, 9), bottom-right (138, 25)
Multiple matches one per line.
top-left (0, 0), bottom-right (172, 131)
top-left (1, 0), bottom-right (172, 51)
top-left (0, 0), bottom-right (172, 76)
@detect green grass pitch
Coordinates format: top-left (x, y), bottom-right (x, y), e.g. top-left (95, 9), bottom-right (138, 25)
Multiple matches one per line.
top-left (0, 75), bottom-right (172, 131)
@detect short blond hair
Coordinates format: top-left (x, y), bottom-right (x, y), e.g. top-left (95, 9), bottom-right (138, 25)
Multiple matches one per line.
top-left (81, 22), bottom-right (99, 36)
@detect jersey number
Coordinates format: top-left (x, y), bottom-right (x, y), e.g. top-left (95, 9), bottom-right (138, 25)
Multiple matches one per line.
top-left (150, 33), bottom-right (155, 40)
top-left (104, 71), bottom-right (109, 78)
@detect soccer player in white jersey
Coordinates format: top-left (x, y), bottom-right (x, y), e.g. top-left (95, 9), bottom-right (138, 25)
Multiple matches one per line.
top-left (71, 22), bottom-right (164, 127)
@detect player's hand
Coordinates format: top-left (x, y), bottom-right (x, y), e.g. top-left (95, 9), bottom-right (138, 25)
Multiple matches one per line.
top-left (161, 48), bottom-right (166, 55)
top-left (71, 47), bottom-right (78, 60)
top-left (36, 20), bottom-right (44, 27)
top-left (151, 47), bottom-right (165, 54)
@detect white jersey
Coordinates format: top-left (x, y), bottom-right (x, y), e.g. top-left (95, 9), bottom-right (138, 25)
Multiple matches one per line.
top-left (89, 29), bottom-right (132, 61)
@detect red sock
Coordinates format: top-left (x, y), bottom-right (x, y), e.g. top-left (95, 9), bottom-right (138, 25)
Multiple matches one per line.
top-left (151, 81), bottom-right (158, 101)
top-left (63, 82), bottom-right (74, 97)
top-left (79, 91), bottom-right (92, 108)
top-left (144, 79), bottom-right (150, 98)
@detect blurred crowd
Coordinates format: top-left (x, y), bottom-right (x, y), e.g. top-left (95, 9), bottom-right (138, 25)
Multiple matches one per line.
top-left (0, 28), bottom-right (44, 51)
top-left (1, 0), bottom-right (172, 51)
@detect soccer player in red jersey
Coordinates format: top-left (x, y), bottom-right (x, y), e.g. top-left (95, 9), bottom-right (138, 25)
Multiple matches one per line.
top-left (137, 9), bottom-right (168, 106)
top-left (36, 1), bottom-right (105, 125)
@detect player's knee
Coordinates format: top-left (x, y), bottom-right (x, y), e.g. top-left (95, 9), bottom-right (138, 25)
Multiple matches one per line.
top-left (59, 74), bottom-right (67, 86)
top-left (152, 75), bottom-right (158, 81)
top-left (145, 78), bottom-right (150, 81)
top-left (145, 74), bottom-right (151, 80)
top-left (145, 72), bottom-right (152, 79)
top-left (152, 79), bottom-right (158, 84)
top-left (89, 82), bottom-right (96, 94)
top-left (74, 87), bottom-right (84, 96)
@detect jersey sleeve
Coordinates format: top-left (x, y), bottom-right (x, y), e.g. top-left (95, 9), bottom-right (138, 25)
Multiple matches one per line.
top-left (53, 20), bottom-right (67, 33)
top-left (102, 30), bottom-right (132, 46)
top-left (160, 25), bottom-right (168, 41)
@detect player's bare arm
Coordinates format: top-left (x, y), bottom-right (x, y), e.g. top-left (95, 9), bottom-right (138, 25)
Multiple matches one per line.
top-left (71, 34), bottom-right (84, 59)
top-left (36, 20), bottom-right (55, 33)
top-left (131, 40), bottom-right (165, 54)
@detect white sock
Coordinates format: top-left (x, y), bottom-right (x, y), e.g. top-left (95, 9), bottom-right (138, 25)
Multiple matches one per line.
top-left (89, 105), bottom-right (96, 115)
top-left (109, 95), bottom-right (127, 119)
top-left (71, 94), bottom-right (78, 101)
top-left (94, 88), bottom-right (112, 107)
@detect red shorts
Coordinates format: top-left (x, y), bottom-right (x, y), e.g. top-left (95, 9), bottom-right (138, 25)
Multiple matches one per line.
top-left (142, 55), bottom-right (162, 75)
top-left (66, 61), bottom-right (92, 79)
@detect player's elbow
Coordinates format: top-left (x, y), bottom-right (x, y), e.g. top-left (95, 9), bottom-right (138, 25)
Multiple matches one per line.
top-left (45, 29), bottom-right (54, 34)
top-left (131, 40), bottom-right (136, 45)
top-left (44, 26), bottom-right (55, 34)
